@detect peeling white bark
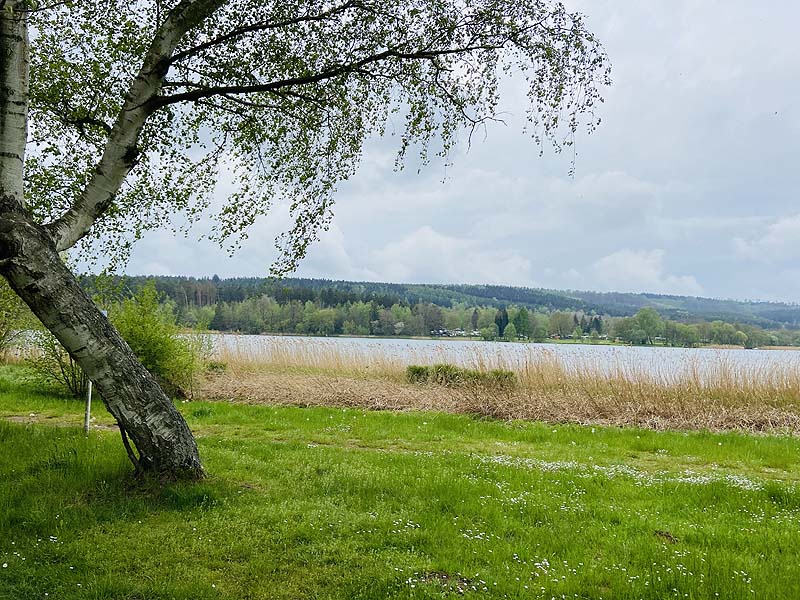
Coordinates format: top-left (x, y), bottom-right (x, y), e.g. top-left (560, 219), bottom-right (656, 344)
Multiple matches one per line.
top-left (0, 201), bottom-right (204, 477)
top-left (0, 2), bottom-right (28, 206)
top-left (0, 1), bottom-right (212, 478)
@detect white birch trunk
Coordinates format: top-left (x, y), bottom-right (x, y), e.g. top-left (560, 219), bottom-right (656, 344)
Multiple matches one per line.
top-left (0, 203), bottom-right (204, 477)
top-left (0, 2), bottom-right (27, 205)
top-left (0, 5), bottom-right (204, 479)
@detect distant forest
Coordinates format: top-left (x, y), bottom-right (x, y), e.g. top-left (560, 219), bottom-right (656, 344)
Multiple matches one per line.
top-left (79, 275), bottom-right (800, 347)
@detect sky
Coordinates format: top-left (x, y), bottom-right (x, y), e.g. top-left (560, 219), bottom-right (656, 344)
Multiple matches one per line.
top-left (123, 0), bottom-right (800, 302)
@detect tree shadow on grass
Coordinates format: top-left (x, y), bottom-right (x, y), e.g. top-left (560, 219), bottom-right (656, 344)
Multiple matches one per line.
top-left (0, 421), bottom-right (239, 600)
top-left (0, 421), bottom-right (229, 535)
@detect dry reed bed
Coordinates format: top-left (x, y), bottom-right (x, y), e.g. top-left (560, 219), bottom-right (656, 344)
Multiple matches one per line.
top-left (198, 337), bottom-right (800, 432)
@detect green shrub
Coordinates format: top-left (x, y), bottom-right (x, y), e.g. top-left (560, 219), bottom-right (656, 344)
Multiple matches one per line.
top-left (0, 276), bottom-right (34, 361)
top-left (205, 360), bottom-right (227, 374)
top-left (406, 364), bottom-right (517, 389)
top-left (26, 330), bottom-right (88, 397)
top-left (110, 280), bottom-right (202, 398)
top-left (429, 363), bottom-right (472, 386)
top-left (486, 368), bottom-right (517, 390)
top-left (406, 365), bottom-right (429, 383)
top-left (26, 281), bottom-right (206, 399)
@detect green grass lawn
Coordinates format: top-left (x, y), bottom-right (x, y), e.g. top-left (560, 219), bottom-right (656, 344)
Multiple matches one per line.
top-left (1, 365), bottom-right (800, 599)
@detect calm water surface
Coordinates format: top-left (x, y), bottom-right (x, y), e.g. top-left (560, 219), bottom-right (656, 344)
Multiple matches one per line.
top-left (211, 334), bottom-right (800, 381)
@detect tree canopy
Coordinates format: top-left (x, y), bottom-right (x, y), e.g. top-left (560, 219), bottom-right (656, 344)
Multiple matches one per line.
top-left (24, 0), bottom-right (610, 272)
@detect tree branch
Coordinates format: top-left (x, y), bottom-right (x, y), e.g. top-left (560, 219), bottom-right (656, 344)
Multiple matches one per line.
top-left (170, 0), bottom-right (361, 64)
top-left (61, 113), bottom-right (113, 137)
top-left (44, 0), bottom-right (227, 252)
top-left (153, 43), bottom-right (506, 108)
top-left (119, 422), bottom-right (142, 474)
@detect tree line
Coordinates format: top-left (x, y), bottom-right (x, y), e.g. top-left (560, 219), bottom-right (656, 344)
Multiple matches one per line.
top-left (80, 275), bottom-right (800, 331)
top-left (611, 307), bottom-right (786, 348)
top-left (72, 275), bottom-right (800, 348)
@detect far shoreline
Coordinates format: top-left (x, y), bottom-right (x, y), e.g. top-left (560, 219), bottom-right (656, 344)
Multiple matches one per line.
top-left (186, 330), bottom-right (800, 351)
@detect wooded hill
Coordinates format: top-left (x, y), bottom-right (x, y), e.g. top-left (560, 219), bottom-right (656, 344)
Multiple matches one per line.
top-left (79, 275), bottom-right (800, 330)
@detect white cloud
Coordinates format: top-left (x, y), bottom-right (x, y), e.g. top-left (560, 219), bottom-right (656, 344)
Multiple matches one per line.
top-left (135, 261), bottom-right (174, 276)
top-left (295, 224), bottom-right (379, 281)
top-left (734, 215), bottom-right (800, 263)
top-left (587, 249), bottom-right (704, 296)
top-left (369, 226), bottom-right (534, 286)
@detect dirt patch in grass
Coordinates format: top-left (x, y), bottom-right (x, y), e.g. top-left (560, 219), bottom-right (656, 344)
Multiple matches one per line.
top-left (654, 530), bottom-right (680, 544)
top-left (3, 414), bottom-right (42, 425)
top-left (1, 413), bottom-right (119, 431)
top-left (419, 571), bottom-right (474, 594)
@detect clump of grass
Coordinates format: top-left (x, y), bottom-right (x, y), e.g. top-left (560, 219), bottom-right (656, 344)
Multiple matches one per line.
top-left (406, 363), bottom-right (516, 390)
top-left (204, 360), bottom-right (227, 375)
top-left (405, 364), bottom-right (429, 383)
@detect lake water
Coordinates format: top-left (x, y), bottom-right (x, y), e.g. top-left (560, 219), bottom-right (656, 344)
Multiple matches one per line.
top-left (209, 334), bottom-right (800, 383)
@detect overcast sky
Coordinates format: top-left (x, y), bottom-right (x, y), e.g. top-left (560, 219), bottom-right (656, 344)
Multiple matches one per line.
top-left (122, 0), bottom-right (800, 302)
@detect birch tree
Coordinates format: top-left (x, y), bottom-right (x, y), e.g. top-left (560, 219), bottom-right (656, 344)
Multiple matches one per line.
top-left (0, 0), bottom-right (610, 479)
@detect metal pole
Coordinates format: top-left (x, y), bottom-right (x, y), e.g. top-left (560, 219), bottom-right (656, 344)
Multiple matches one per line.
top-left (84, 380), bottom-right (92, 434)
top-left (84, 309), bottom-right (106, 436)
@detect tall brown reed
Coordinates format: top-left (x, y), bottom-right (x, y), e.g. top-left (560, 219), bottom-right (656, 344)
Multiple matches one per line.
top-left (201, 336), bottom-right (800, 432)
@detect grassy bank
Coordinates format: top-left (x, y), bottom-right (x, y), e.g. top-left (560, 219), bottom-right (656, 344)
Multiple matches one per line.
top-left (201, 337), bottom-right (800, 433)
top-left (2, 364), bottom-right (800, 599)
